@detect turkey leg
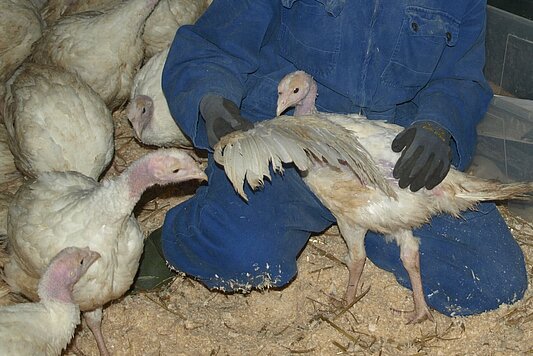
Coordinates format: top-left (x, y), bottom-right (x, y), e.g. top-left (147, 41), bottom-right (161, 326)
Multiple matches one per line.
top-left (84, 308), bottom-right (110, 356)
top-left (397, 229), bottom-right (433, 324)
top-left (339, 223), bottom-right (367, 305)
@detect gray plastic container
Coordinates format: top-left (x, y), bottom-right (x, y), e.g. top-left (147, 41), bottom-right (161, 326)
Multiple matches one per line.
top-left (484, 5), bottom-right (533, 99)
top-left (468, 95), bottom-right (533, 220)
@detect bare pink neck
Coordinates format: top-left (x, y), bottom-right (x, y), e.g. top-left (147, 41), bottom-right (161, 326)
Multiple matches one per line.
top-left (125, 159), bottom-right (155, 201)
top-left (94, 156), bottom-right (158, 218)
top-left (38, 271), bottom-right (74, 304)
top-left (294, 80), bottom-right (318, 116)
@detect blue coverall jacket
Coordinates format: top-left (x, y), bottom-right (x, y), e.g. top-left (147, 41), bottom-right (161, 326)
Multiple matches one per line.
top-left (161, 0), bottom-right (527, 316)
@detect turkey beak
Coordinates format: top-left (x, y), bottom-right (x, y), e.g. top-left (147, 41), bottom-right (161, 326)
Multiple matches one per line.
top-left (87, 251), bottom-right (101, 267)
top-left (80, 247), bottom-right (101, 271)
top-left (276, 97), bottom-right (288, 116)
top-left (173, 164), bottom-right (208, 183)
top-left (195, 170), bottom-right (208, 182)
top-left (126, 102), bottom-right (142, 140)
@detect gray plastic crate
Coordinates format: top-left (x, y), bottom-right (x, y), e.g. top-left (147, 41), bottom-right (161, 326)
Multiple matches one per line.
top-left (484, 5), bottom-right (533, 99)
top-left (468, 95), bottom-right (533, 220)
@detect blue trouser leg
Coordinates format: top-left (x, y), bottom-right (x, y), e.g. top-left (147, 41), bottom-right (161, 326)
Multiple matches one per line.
top-left (365, 202), bottom-right (527, 316)
top-left (161, 155), bottom-right (335, 291)
top-left (161, 156), bottom-right (527, 314)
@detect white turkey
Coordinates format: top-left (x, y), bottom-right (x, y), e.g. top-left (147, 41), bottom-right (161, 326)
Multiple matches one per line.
top-left (0, 191), bottom-right (14, 239)
top-left (0, 246), bottom-right (100, 356)
top-left (3, 63), bottom-right (114, 180)
top-left (143, 0), bottom-right (211, 58)
top-left (41, 0), bottom-right (123, 25)
top-left (31, 0), bottom-right (160, 110)
top-left (0, 0), bottom-right (43, 87)
top-left (4, 148), bottom-right (207, 355)
top-left (0, 119), bottom-right (20, 185)
top-left (28, 0), bottom-right (47, 10)
top-left (127, 47), bottom-right (193, 148)
top-left (214, 70), bottom-right (533, 323)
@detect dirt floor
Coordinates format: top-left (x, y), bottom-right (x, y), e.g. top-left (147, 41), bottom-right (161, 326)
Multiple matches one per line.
top-left (1, 109), bottom-right (531, 355)
top-left (45, 110), bottom-right (529, 356)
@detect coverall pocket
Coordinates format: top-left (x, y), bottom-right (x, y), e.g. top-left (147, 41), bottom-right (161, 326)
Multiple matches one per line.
top-left (278, 0), bottom-right (342, 76)
top-left (381, 6), bottom-right (459, 88)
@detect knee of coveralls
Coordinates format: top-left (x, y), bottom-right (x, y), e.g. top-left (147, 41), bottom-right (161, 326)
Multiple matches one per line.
top-left (161, 155), bottom-right (335, 292)
top-left (364, 202), bottom-right (527, 316)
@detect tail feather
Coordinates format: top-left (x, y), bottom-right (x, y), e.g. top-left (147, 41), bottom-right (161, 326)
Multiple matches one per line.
top-left (454, 174), bottom-right (533, 202)
top-left (214, 114), bottom-right (397, 200)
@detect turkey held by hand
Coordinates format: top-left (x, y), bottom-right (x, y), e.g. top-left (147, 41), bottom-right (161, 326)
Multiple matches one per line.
top-left (214, 70), bottom-right (533, 324)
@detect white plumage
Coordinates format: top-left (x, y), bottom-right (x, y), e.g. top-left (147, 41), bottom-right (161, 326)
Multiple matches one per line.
top-left (0, 0), bottom-right (43, 86)
top-left (3, 63), bottom-right (114, 180)
top-left (127, 47), bottom-right (193, 148)
top-left (28, 0), bottom-right (47, 10)
top-left (214, 71), bottom-right (533, 323)
top-left (143, 0), bottom-right (211, 58)
top-left (0, 119), bottom-right (20, 185)
top-left (31, 0), bottom-right (160, 110)
top-left (0, 191), bottom-right (13, 239)
top-left (41, 0), bottom-right (123, 25)
top-left (0, 246), bottom-right (100, 356)
top-left (4, 148), bottom-right (207, 355)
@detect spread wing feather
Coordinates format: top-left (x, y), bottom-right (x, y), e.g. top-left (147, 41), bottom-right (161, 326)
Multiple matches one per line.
top-left (214, 114), bottom-right (396, 201)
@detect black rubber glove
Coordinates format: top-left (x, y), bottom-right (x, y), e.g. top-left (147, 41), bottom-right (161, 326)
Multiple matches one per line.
top-left (392, 121), bottom-right (452, 192)
top-left (200, 94), bottom-right (254, 148)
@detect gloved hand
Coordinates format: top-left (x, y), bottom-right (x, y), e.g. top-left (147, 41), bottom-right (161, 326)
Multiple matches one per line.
top-left (391, 121), bottom-right (452, 192)
top-left (200, 94), bottom-right (254, 148)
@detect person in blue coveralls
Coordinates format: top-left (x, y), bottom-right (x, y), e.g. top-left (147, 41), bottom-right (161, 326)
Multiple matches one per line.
top-left (135, 0), bottom-right (527, 317)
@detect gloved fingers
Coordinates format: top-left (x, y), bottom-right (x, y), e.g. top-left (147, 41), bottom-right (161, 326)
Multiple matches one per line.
top-left (409, 153), bottom-right (434, 192)
top-left (221, 97), bottom-right (241, 117)
top-left (424, 146), bottom-right (451, 189)
top-left (200, 94), bottom-right (255, 147)
top-left (208, 115), bottom-right (254, 147)
top-left (425, 159), bottom-right (451, 190)
top-left (207, 117), bottom-right (234, 147)
top-left (200, 94), bottom-right (225, 119)
top-left (227, 113), bottom-right (254, 131)
top-left (394, 145), bottom-right (424, 188)
top-left (408, 149), bottom-right (432, 180)
top-left (213, 118), bottom-right (237, 139)
top-left (391, 127), bottom-right (416, 153)
top-left (237, 117), bottom-right (255, 131)
top-left (201, 94), bottom-right (243, 127)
